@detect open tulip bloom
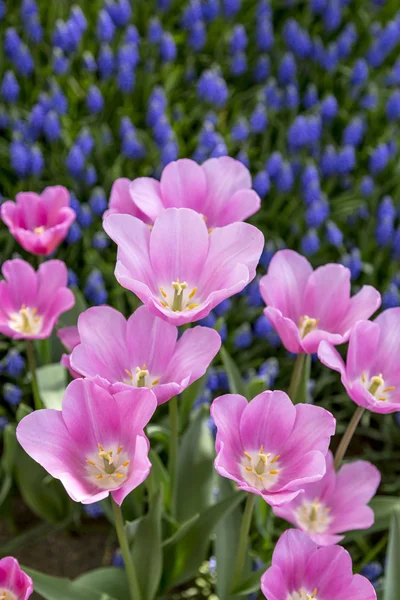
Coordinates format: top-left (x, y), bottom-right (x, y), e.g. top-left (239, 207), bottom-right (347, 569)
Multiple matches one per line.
top-left (103, 207), bottom-right (264, 326)
top-left (261, 529), bottom-right (376, 600)
top-left (106, 157), bottom-right (261, 229)
top-left (210, 391), bottom-right (335, 506)
top-left (0, 557), bottom-right (33, 599)
top-left (1, 186), bottom-right (75, 256)
top-left (16, 379), bottom-right (157, 505)
top-left (318, 308), bottom-right (400, 414)
top-left (273, 452), bottom-right (380, 546)
top-left (0, 259), bottom-right (75, 340)
top-left (69, 305), bottom-right (221, 404)
top-left (260, 250), bottom-right (381, 354)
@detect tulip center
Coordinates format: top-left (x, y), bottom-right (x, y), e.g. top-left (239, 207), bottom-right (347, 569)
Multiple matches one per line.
top-left (298, 315), bottom-right (319, 338)
top-left (124, 365), bottom-right (160, 388)
top-left (240, 446), bottom-right (280, 491)
top-left (0, 590), bottom-right (17, 600)
top-left (289, 589), bottom-right (318, 600)
top-left (159, 279), bottom-right (199, 312)
top-left (85, 443), bottom-right (130, 489)
top-left (294, 498), bottom-right (332, 534)
top-left (361, 371), bottom-right (395, 402)
top-left (34, 225), bottom-right (46, 235)
top-left (8, 305), bottom-right (43, 335)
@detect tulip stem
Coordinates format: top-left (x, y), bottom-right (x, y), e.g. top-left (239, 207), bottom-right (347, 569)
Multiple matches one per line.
top-left (232, 494), bottom-right (256, 592)
top-left (112, 499), bottom-right (142, 600)
top-left (334, 406), bottom-right (365, 470)
top-left (288, 353), bottom-right (305, 401)
top-left (169, 395), bottom-right (179, 512)
top-left (26, 341), bottom-right (42, 410)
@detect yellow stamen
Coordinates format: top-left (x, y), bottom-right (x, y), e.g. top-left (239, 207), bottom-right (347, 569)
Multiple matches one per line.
top-left (378, 396), bottom-right (387, 402)
top-left (98, 444), bottom-right (104, 451)
top-left (189, 287), bottom-right (197, 299)
top-left (122, 461), bottom-right (130, 467)
top-left (161, 301), bottom-right (168, 308)
top-left (116, 473), bottom-right (124, 478)
top-left (118, 446), bottom-right (123, 454)
top-left (269, 469), bottom-right (279, 475)
top-left (86, 459), bottom-right (95, 466)
top-left (243, 451), bottom-right (252, 461)
top-left (188, 303), bottom-right (200, 310)
top-left (270, 455), bottom-right (280, 463)
top-left (245, 466), bottom-right (253, 472)
top-left (384, 386), bottom-right (395, 392)
top-left (125, 369), bottom-right (133, 378)
top-left (160, 287), bottom-right (167, 298)
top-left (96, 474), bottom-right (103, 479)
top-left (152, 378), bottom-right (160, 386)
top-left (361, 371), bottom-right (366, 383)
top-left (257, 475), bottom-right (263, 481)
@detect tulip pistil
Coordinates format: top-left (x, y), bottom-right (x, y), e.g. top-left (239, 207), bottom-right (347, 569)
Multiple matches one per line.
top-left (9, 304), bottom-right (43, 335)
top-left (362, 371), bottom-right (395, 402)
top-left (34, 226), bottom-right (46, 235)
top-left (295, 497), bottom-right (332, 534)
top-left (298, 315), bottom-right (319, 338)
top-left (85, 443), bottom-right (130, 488)
top-left (241, 446), bottom-right (280, 489)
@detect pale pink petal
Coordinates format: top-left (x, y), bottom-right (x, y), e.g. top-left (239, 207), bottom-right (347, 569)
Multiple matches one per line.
top-left (339, 285), bottom-right (381, 334)
top-left (0, 557), bottom-right (33, 599)
top-left (346, 574), bottom-right (377, 600)
top-left (211, 394), bottom-right (248, 456)
top-left (15, 191), bottom-right (46, 229)
top-left (36, 260), bottom-right (69, 313)
top-left (129, 177), bottom-right (163, 222)
top-left (350, 380), bottom-right (399, 413)
top-left (62, 379), bottom-right (120, 454)
top-left (346, 320), bottom-right (381, 381)
top-left (112, 435), bottom-right (152, 505)
top-left (2, 259), bottom-right (38, 309)
top-left (216, 189), bottom-right (261, 227)
top-left (160, 159), bottom-right (208, 211)
top-left (271, 529), bottom-right (316, 590)
top-left (40, 288), bottom-right (75, 338)
top-left (263, 307), bottom-right (303, 353)
top-left (198, 222), bottom-right (264, 298)
top-left (278, 450), bottom-right (327, 491)
top-left (317, 341), bottom-right (346, 377)
top-left (302, 264), bottom-right (350, 331)
top-left (71, 306), bottom-right (128, 382)
top-left (105, 178), bottom-right (150, 222)
top-left (282, 404), bottom-right (336, 457)
top-left (1, 201), bottom-right (18, 229)
top-left (304, 545), bottom-right (353, 596)
top-left (260, 565), bottom-right (289, 600)
top-left (300, 329), bottom-right (345, 354)
top-left (202, 157), bottom-right (251, 226)
top-left (58, 326), bottom-right (80, 352)
top-left (113, 387), bottom-right (157, 452)
top-left (260, 250), bottom-right (313, 322)
top-left (149, 208), bottom-right (209, 285)
top-left (239, 391), bottom-right (296, 455)
top-left (214, 440), bottom-right (243, 486)
top-left (41, 185), bottom-right (70, 224)
top-left (307, 532), bottom-right (344, 546)
top-left (374, 307), bottom-right (400, 382)
top-left (261, 489), bottom-right (302, 506)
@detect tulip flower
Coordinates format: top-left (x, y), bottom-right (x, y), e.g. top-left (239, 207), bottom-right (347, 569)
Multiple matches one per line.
top-left (17, 379), bottom-right (157, 505)
top-left (318, 308), bottom-right (400, 414)
top-left (0, 259), bottom-right (74, 340)
top-left (106, 158), bottom-right (261, 229)
top-left (261, 529), bottom-right (376, 600)
top-left (1, 186), bottom-right (75, 256)
top-left (273, 452), bottom-right (380, 546)
top-left (103, 207), bottom-right (264, 326)
top-left (58, 325), bottom-right (80, 378)
top-left (103, 178), bottom-right (151, 222)
top-left (0, 557), bottom-right (33, 599)
top-left (260, 250), bottom-right (381, 354)
top-left (210, 391), bottom-right (335, 506)
top-left (69, 305), bottom-right (221, 404)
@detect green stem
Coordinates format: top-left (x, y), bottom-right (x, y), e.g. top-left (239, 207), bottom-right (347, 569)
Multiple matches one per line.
top-left (334, 406), bottom-right (365, 470)
top-left (232, 494), bottom-right (256, 591)
top-left (26, 341), bottom-right (42, 410)
top-left (288, 353), bottom-right (305, 401)
top-left (169, 396), bottom-right (178, 514)
top-left (111, 499), bottom-right (142, 600)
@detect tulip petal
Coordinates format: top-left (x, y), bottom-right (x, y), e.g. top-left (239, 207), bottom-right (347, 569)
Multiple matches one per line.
top-left (160, 159), bottom-right (208, 210)
top-left (130, 177), bottom-right (164, 221)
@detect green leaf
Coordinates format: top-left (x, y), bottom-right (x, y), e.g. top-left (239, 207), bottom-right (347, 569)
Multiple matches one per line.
top-left (369, 497), bottom-right (400, 534)
top-left (23, 567), bottom-right (118, 600)
top-left (76, 568), bottom-right (129, 600)
top-left (246, 377), bottom-right (267, 400)
top-left (384, 509), bottom-right (400, 600)
top-left (179, 375), bottom-right (206, 428)
top-left (131, 488), bottom-right (163, 600)
top-left (15, 403), bottom-right (33, 422)
top-left (15, 446), bottom-right (73, 524)
top-left (232, 567), bottom-right (265, 597)
top-left (162, 513), bottom-right (200, 548)
top-left (214, 478), bottom-right (246, 600)
top-left (166, 491), bottom-right (245, 588)
top-left (2, 424), bottom-right (17, 475)
top-left (36, 363), bottom-right (67, 410)
top-left (220, 346), bottom-right (247, 397)
top-left (149, 449), bottom-right (170, 507)
top-left (173, 407), bottom-right (215, 523)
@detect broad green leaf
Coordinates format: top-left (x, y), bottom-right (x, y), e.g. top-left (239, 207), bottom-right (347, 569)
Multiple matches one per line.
top-left (384, 509), bottom-right (400, 600)
top-left (16, 403), bottom-right (33, 422)
top-left (214, 478), bottom-right (246, 600)
top-left (24, 567), bottom-right (118, 600)
top-left (2, 424), bottom-right (17, 475)
top-left (149, 449), bottom-right (170, 507)
top-left (162, 514), bottom-right (200, 548)
top-left (179, 375), bottom-right (206, 428)
top-left (246, 377), bottom-right (267, 400)
top-left (362, 497), bottom-right (400, 535)
top-left (36, 363), bottom-right (67, 410)
top-left (76, 568), bottom-right (129, 600)
top-left (131, 489), bottom-right (163, 600)
top-left (220, 346), bottom-right (247, 397)
top-left (15, 447), bottom-right (73, 524)
top-left (232, 567), bottom-right (265, 597)
top-left (173, 407), bottom-right (215, 523)
top-left (166, 491), bottom-right (245, 589)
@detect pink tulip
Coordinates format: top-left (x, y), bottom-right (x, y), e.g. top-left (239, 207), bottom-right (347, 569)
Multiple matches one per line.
top-left (17, 379), bottom-right (157, 505)
top-left (210, 391), bottom-right (335, 506)
top-left (0, 259), bottom-right (75, 340)
top-left (261, 529), bottom-right (376, 600)
top-left (58, 326), bottom-right (80, 378)
top-left (318, 308), bottom-right (400, 414)
top-left (103, 178), bottom-right (151, 223)
top-left (0, 557), bottom-right (33, 599)
top-left (1, 186), bottom-right (75, 256)
top-left (69, 305), bottom-right (221, 405)
top-left (103, 207), bottom-right (264, 326)
top-left (106, 158), bottom-right (261, 229)
top-left (273, 452), bottom-right (380, 546)
top-left (259, 250), bottom-right (381, 354)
